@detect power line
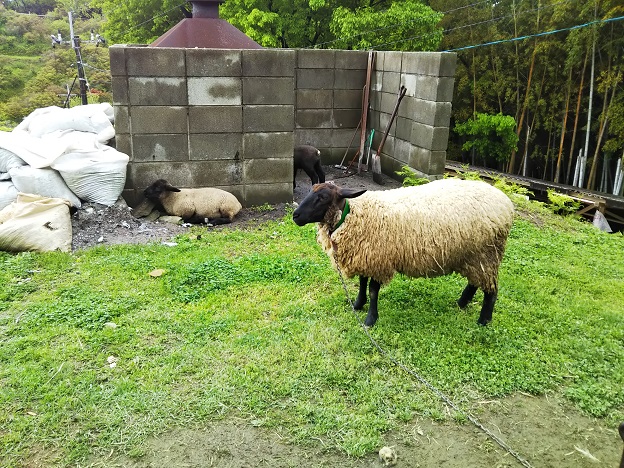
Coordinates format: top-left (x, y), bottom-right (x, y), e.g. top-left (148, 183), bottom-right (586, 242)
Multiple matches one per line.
top-left (445, 15), bottom-right (624, 52)
top-left (370, 0), bottom-right (574, 50)
top-left (308, 0), bottom-right (493, 49)
top-left (122, 2), bottom-right (187, 36)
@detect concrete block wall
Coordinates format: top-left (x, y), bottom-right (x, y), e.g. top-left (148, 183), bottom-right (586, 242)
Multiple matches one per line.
top-left (110, 45), bottom-right (295, 207)
top-left (110, 45), bottom-right (455, 207)
top-left (294, 50), bottom-right (368, 166)
top-left (370, 51), bottom-right (456, 180)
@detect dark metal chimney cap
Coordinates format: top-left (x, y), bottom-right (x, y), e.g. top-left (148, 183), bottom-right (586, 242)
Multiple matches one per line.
top-left (191, 0), bottom-right (222, 18)
top-left (150, 0), bottom-right (262, 49)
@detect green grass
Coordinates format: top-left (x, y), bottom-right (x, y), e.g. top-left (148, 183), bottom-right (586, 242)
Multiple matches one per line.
top-left (1, 205), bottom-right (623, 466)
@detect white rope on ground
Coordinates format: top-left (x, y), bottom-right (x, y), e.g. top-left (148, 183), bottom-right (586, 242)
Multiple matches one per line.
top-left (334, 257), bottom-right (534, 468)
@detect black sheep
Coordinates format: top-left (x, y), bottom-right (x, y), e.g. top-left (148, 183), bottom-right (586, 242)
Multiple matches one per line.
top-left (294, 145), bottom-right (325, 188)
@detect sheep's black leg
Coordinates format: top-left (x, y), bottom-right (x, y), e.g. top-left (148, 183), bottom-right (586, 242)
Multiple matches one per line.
top-left (303, 166), bottom-right (319, 185)
top-left (364, 279), bottom-right (381, 327)
top-left (477, 291), bottom-right (497, 326)
top-left (185, 214), bottom-right (205, 224)
top-left (353, 276), bottom-right (368, 310)
top-left (207, 217), bottom-right (232, 226)
top-left (314, 161), bottom-right (326, 183)
top-left (293, 169), bottom-right (298, 188)
top-left (457, 284), bottom-right (478, 309)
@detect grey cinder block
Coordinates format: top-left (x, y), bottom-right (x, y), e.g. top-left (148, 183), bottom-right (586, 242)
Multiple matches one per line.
top-left (111, 77), bottom-right (128, 105)
top-left (243, 132), bottom-right (294, 159)
top-left (411, 122), bottom-right (449, 151)
top-left (129, 77), bottom-right (187, 106)
top-left (186, 49), bottom-right (242, 77)
top-left (296, 68), bottom-right (334, 90)
top-left (244, 105), bottom-right (294, 132)
top-left (295, 129), bottom-right (333, 148)
top-left (243, 77), bottom-right (295, 105)
top-left (109, 45), bottom-right (127, 76)
top-left (244, 158), bottom-right (292, 184)
top-left (335, 50), bottom-right (368, 70)
top-left (245, 182), bottom-right (292, 205)
top-left (297, 89), bottom-right (333, 109)
top-left (189, 106), bottom-right (243, 133)
top-left (296, 109), bottom-right (333, 129)
top-left (131, 134), bottom-right (189, 162)
top-left (131, 106), bottom-right (188, 134)
top-left (297, 49), bottom-right (336, 69)
top-left (113, 106), bottom-right (129, 134)
top-left (188, 77), bottom-right (242, 106)
top-left (243, 49), bottom-right (296, 77)
top-left (126, 47), bottom-right (185, 77)
top-left (334, 69), bottom-right (367, 90)
top-left (189, 134), bottom-right (243, 161)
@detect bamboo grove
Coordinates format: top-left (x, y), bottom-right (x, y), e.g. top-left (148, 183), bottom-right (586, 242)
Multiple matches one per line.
top-left (433, 0), bottom-right (624, 194)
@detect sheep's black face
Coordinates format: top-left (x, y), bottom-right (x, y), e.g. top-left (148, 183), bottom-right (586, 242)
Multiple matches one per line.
top-left (293, 183), bottom-right (366, 227)
top-left (143, 179), bottom-right (181, 202)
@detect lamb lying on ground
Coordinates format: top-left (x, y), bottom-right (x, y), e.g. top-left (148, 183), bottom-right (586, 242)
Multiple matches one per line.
top-left (143, 179), bottom-right (242, 225)
top-left (294, 145), bottom-right (325, 188)
top-left (292, 178), bottom-right (514, 327)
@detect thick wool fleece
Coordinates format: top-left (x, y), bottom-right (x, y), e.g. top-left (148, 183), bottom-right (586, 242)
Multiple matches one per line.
top-left (317, 178), bottom-right (514, 292)
top-left (162, 188), bottom-right (242, 221)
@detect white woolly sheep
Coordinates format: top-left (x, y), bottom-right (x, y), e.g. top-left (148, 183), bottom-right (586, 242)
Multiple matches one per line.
top-left (292, 178), bottom-right (514, 327)
top-left (143, 179), bottom-right (242, 225)
top-left (294, 145), bottom-right (325, 188)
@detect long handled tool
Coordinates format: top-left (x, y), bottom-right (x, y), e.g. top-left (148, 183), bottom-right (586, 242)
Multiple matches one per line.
top-left (357, 50), bottom-right (375, 174)
top-left (335, 116), bottom-right (362, 170)
top-left (372, 85), bottom-right (407, 185)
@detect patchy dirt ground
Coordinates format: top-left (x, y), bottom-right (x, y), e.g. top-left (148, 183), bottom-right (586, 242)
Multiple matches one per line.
top-left (70, 165), bottom-right (402, 251)
top-left (88, 394), bottom-right (621, 468)
top-left (70, 167), bottom-right (623, 467)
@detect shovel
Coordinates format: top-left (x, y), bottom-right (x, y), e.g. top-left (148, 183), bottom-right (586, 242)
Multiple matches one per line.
top-left (372, 85), bottom-right (407, 185)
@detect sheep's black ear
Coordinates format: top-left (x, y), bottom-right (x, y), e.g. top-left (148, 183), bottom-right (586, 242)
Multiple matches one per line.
top-left (164, 183), bottom-right (181, 193)
top-left (338, 187), bottom-right (366, 199)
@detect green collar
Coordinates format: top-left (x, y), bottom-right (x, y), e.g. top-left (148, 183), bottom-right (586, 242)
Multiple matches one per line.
top-left (334, 199), bottom-right (350, 231)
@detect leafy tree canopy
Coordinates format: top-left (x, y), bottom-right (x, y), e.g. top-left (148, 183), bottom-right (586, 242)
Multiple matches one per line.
top-left (455, 113), bottom-right (519, 163)
top-left (94, 0), bottom-right (443, 50)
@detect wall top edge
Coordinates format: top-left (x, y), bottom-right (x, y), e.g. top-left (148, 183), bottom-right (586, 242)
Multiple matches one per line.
top-left (110, 44), bottom-right (455, 57)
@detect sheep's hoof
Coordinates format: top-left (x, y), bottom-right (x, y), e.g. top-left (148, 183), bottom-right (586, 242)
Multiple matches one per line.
top-left (477, 318), bottom-right (491, 326)
top-left (353, 298), bottom-right (366, 310)
top-left (364, 316), bottom-right (378, 327)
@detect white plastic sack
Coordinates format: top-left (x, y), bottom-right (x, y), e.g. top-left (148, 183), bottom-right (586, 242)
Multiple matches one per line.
top-left (0, 147), bottom-right (26, 172)
top-left (0, 193), bottom-right (72, 253)
top-left (14, 104), bottom-right (115, 143)
top-left (0, 180), bottom-right (18, 210)
top-left (51, 146), bottom-right (129, 206)
top-left (8, 165), bottom-right (81, 208)
top-left (0, 130), bottom-right (76, 168)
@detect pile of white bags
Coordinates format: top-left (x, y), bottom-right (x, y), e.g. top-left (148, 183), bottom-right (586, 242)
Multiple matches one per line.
top-left (0, 103), bottom-right (129, 209)
top-left (0, 103), bottom-right (130, 252)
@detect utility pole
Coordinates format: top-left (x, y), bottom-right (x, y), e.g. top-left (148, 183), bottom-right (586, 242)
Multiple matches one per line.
top-left (68, 11), bottom-right (88, 105)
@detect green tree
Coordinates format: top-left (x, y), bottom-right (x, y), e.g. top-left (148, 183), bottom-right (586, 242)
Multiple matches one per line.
top-left (96, 0), bottom-right (443, 50)
top-left (454, 113), bottom-right (519, 166)
top-left (93, 0), bottom-right (186, 44)
top-left (329, 0), bottom-right (443, 51)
